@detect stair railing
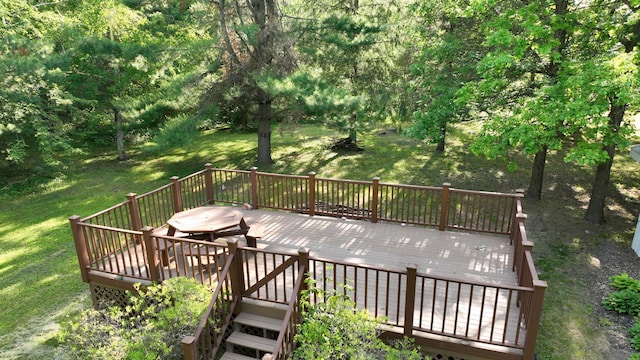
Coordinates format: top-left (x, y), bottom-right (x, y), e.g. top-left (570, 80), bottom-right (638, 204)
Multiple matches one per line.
top-left (182, 243), bottom-right (239, 360)
top-left (263, 261), bottom-right (308, 360)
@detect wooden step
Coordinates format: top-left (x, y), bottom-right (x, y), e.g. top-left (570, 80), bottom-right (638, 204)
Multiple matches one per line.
top-left (220, 352), bottom-right (259, 360)
top-left (226, 332), bottom-right (277, 353)
top-left (240, 298), bottom-right (288, 319)
top-left (235, 312), bottom-right (283, 332)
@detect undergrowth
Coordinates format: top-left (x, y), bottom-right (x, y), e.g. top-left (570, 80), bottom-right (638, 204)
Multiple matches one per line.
top-left (603, 273), bottom-right (640, 359)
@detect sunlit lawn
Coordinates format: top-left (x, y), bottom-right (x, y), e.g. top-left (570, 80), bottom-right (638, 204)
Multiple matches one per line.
top-left (1, 123), bottom-right (638, 359)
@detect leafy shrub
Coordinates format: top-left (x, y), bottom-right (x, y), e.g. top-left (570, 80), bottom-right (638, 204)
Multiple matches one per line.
top-left (610, 273), bottom-right (640, 292)
top-left (60, 277), bottom-right (211, 360)
top-left (603, 289), bottom-right (640, 315)
top-left (294, 284), bottom-right (426, 360)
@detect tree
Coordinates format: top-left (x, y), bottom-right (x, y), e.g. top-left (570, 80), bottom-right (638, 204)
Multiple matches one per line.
top-left (210, 0), bottom-right (295, 165)
top-left (568, 0), bottom-right (639, 223)
top-left (0, 1), bottom-right (78, 181)
top-left (63, 1), bottom-right (155, 161)
top-left (408, 0), bottom-right (482, 151)
top-left (295, 0), bottom-right (400, 149)
top-left (444, 0), bottom-right (638, 221)
top-left (446, 0), bottom-right (574, 200)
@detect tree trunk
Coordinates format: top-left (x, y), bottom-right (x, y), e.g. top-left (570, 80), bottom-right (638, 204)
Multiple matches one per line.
top-left (349, 113), bottom-right (358, 143)
top-left (114, 107), bottom-right (127, 161)
top-left (257, 92), bottom-right (273, 165)
top-left (526, 146), bottom-right (547, 200)
top-left (436, 123), bottom-right (446, 152)
top-left (584, 102), bottom-right (626, 224)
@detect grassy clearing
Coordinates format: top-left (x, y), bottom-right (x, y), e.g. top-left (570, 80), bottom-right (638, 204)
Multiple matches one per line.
top-left (1, 123), bottom-right (638, 359)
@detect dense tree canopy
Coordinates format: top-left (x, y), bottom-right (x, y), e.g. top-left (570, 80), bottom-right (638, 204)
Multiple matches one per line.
top-left (1, 0), bottom-right (638, 222)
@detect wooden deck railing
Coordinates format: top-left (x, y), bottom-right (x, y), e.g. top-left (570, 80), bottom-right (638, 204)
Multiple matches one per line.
top-left (182, 246), bottom-right (238, 360)
top-left (76, 164), bottom-right (521, 235)
top-left (69, 165), bottom-right (545, 360)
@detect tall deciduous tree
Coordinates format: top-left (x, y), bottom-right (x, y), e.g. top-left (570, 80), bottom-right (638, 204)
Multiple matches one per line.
top-left (451, 0), bottom-right (573, 200)
top-left (408, 0), bottom-right (482, 152)
top-left (443, 0), bottom-right (639, 222)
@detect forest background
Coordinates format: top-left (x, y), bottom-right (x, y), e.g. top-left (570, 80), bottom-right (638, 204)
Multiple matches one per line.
top-left (2, 0), bottom-right (640, 359)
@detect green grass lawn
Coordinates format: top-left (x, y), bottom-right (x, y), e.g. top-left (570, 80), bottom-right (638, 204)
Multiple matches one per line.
top-left (1, 123), bottom-right (638, 359)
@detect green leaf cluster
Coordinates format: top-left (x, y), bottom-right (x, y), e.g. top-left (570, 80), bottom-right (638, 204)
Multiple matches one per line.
top-left (59, 277), bottom-right (211, 360)
top-left (294, 284), bottom-right (426, 360)
top-left (603, 273), bottom-right (640, 357)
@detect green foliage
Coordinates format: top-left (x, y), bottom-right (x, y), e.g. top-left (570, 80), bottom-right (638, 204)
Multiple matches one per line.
top-left (293, 0), bottom-right (407, 142)
top-left (60, 277), bottom-right (211, 360)
top-left (294, 284), bottom-right (426, 360)
top-left (611, 273), bottom-right (640, 292)
top-left (630, 320), bottom-right (640, 350)
top-left (603, 289), bottom-right (640, 315)
top-left (408, 0), bottom-right (481, 150)
top-left (603, 273), bottom-right (640, 357)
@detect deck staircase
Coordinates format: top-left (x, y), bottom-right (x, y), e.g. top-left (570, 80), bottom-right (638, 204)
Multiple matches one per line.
top-left (221, 298), bottom-right (288, 360)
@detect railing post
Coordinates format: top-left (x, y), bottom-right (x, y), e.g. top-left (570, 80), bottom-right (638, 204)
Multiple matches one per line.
top-left (308, 172), bottom-right (316, 217)
top-left (522, 280), bottom-right (548, 360)
top-left (171, 176), bottom-right (183, 213)
top-left (513, 213), bottom-right (528, 273)
top-left (250, 167), bottom-right (259, 209)
top-left (181, 336), bottom-right (197, 360)
top-left (69, 216), bottom-right (90, 283)
top-left (142, 226), bottom-right (161, 282)
top-left (371, 177), bottom-right (379, 223)
top-left (510, 190), bottom-right (525, 243)
top-left (439, 183), bottom-right (451, 231)
top-left (298, 248), bottom-right (310, 294)
top-left (204, 163), bottom-right (214, 204)
top-left (404, 263), bottom-right (418, 337)
top-left (227, 238), bottom-right (244, 305)
top-left (126, 193), bottom-right (142, 231)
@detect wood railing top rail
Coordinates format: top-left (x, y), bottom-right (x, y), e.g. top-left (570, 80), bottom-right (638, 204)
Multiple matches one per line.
top-left (136, 182), bottom-right (173, 199)
top-left (79, 222), bottom-right (143, 235)
top-left (80, 200), bottom-right (130, 222)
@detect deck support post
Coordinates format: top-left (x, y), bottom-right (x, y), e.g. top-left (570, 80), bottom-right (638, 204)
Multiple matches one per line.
top-left (250, 167), bottom-right (259, 209)
top-left (142, 226), bottom-right (161, 282)
top-left (204, 163), bottom-right (214, 204)
top-left (227, 238), bottom-right (245, 310)
top-left (404, 263), bottom-right (418, 337)
top-left (69, 215), bottom-right (90, 283)
top-left (371, 177), bottom-right (379, 223)
top-left (522, 280), bottom-right (547, 360)
top-left (171, 176), bottom-right (183, 213)
top-left (126, 193), bottom-right (141, 231)
top-left (439, 183), bottom-right (451, 231)
top-left (181, 336), bottom-right (197, 360)
top-left (308, 172), bottom-right (316, 217)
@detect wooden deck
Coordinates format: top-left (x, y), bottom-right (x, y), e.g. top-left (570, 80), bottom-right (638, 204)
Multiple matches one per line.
top-left (240, 208), bottom-right (516, 285)
top-left (101, 207), bottom-right (522, 349)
